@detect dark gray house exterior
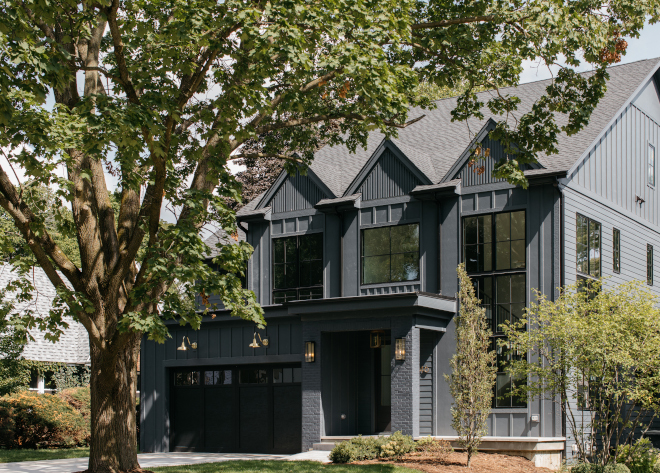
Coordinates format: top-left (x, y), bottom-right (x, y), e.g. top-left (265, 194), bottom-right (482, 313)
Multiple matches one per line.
top-left (140, 58), bottom-right (660, 469)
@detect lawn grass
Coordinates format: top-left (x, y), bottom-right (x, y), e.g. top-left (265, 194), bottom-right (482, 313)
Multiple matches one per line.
top-left (0, 446), bottom-right (90, 463)
top-left (152, 461), bottom-right (413, 473)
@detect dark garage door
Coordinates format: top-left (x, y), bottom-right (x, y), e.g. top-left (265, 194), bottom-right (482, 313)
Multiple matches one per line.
top-left (170, 365), bottom-right (302, 453)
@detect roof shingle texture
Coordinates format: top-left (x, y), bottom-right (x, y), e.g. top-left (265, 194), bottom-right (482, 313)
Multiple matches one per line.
top-left (286, 58), bottom-right (660, 200)
top-left (0, 264), bottom-right (89, 364)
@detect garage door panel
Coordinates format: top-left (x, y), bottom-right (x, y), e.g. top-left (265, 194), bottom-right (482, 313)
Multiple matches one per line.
top-left (273, 385), bottom-right (302, 453)
top-left (204, 387), bottom-right (236, 452)
top-left (171, 387), bottom-right (204, 451)
top-left (239, 386), bottom-right (271, 452)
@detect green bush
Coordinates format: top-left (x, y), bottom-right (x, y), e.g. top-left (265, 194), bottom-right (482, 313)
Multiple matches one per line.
top-left (617, 438), bottom-right (659, 473)
top-left (379, 431), bottom-right (415, 459)
top-left (329, 432), bottom-right (415, 463)
top-left (58, 387), bottom-right (90, 422)
top-left (0, 391), bottom-right (89, 449)
top-left (571, 463), bottom-right (630, 473)
top-left (329, 436), bottom-right (384, 463)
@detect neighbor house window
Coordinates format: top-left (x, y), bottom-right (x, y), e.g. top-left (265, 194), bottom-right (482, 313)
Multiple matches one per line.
top-left (648, 244), bottom-right (653, 286)
top-left (613, 228), bottom-right (620, 273)
top-left (361, 223), bottom-right (420, 285)
top-left (649, 144), bottom-right (656, 187)
top-left (576, 214), bottom-right (601, 277)
top-left (273, 233), bottom-right (323, 303)
top-left (464, 210), bottom-right (527, 409)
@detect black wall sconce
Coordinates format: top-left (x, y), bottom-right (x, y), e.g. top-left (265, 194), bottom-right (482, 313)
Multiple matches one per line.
top-left (395, 338), bottom-right (406, 361)
top-left (305, 341), bottom-right (315, 362)
top-left (177, 336), bottom-right (198, 351)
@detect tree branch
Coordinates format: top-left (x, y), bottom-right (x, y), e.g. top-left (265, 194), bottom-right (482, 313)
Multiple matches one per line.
top-left (411, 16), bottom-right (495, 30)
top-left (255, 112), bottom-right (426, 134)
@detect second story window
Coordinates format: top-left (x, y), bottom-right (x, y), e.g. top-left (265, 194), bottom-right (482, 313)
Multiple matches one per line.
top-left (576, 214), bottom-right (601, 277)
top-left (273, 233), bottom-right (323, 303)
top-left (648, 244), bottom-right (653, 286)
top-left (613, 228), bottom-right (620, 273)
top-left (649, 144), bottom-right (656, 187)
top-left (361, 223), bottom-right (420, 285)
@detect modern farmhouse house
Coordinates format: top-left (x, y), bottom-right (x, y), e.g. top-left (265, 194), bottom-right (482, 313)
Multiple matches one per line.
top-left (140, 58), bottom-right (660, 467)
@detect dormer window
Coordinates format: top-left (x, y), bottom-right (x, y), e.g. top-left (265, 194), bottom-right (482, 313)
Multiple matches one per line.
top-left (272, 233), bottom-right (323, 303)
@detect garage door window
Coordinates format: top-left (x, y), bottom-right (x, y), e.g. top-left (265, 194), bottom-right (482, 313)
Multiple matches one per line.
top-left (273, 367), bottom-right (301, 384)
top-left (174, 370), bottom-right (200, 386)
top-left (205, 370), bottom-right (232, 385)
top-left (239, 369), bottom-right (268, 384)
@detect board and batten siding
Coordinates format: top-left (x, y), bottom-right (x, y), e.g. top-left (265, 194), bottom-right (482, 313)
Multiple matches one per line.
top-left (270, 172), bottom-right (327, 213)
top-left (357, 149), bottom-right (422, 201)
top-left (568, 103), bottom-right (660, 226)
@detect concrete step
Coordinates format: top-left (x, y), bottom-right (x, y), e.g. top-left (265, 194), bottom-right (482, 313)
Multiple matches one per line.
top-left (312, 443), bottom-right (336, 451)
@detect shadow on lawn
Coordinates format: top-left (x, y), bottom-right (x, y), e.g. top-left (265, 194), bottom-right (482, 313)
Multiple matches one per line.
top-left (152, 460), bottom-right (411, 473)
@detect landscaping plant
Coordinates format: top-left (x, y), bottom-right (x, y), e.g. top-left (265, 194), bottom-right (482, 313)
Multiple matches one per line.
top-left (616, 438), bottom-right (660, 473)
top-left (1, 0), bottom-right (658, 470)
top-left (503, 280), bottom-right (660, 466)
top-left (445, 264), bottom-right (497, 466)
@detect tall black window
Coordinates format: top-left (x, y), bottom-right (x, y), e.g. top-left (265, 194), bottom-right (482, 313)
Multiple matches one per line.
top-left (464, 210), bottom-right (527, 409)
top-left (361, 224), bottom-right (419, 285)
top-left (649, 144), bottom-right (656, 187)
top-left (576, 214), bottom-right (601, 277)
top-left (613, 228), bottom-right (620, 273)
top-left (648, 244), bottom-right (653, 286)
top-left (273, 233), bottom-right (323, 303)
top-left (464, 211), bottom-right (525, 273)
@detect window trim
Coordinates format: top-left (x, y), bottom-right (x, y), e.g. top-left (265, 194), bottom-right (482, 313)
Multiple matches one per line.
top-left (649, 143), bottom-right (656, 188)
top-left (648, 244), bottom-right (653, 286)
top-left (576, 213), bottom-right (602, 278)
top-left (613, 228), bottom-right (621, 274)
top-left (360, 222), bottom-right (421, 286)
top-left (271, 232), bottom-right (324, 304)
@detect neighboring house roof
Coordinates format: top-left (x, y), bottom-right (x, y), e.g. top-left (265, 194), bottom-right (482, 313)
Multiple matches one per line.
top-left (204, 226), bottom-right (246, 259)
top-left (247, 58), bottom-right (660, 207)
top-left (0, 264), bottom-right (89, 365)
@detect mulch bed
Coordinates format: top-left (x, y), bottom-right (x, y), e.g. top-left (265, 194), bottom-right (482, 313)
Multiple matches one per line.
top-left (353, 451), bottom-right (555, 473)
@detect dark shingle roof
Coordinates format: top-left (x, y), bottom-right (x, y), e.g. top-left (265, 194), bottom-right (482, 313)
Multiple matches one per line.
top-left (251, 58), bottom-right (660, 205)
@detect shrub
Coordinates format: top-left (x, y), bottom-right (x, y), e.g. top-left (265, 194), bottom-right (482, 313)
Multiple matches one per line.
top-left (329, 432), bottom-right (415, 463)
top-left (0, 391), bottom-right (89, 449)
top-left (329, 436), bottom-right (384, 463)
top-left (415, 436), bottom-right (454, 459)
top-left (617, 438), bottom-right (659, 473)
top-left (58, 387), bottom-right (90, 422)
top-left (571, 464), bottom-right (630, 473)
top-left (603, 465), bottom-right (631, 473)
top-left (379, 431), bottom-right (415, 459)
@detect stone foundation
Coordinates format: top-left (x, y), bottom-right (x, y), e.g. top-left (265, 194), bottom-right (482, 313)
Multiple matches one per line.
top-left (424, 436), bottom-right (565, 471)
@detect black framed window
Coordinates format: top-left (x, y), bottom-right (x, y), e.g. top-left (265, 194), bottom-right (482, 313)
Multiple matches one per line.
top-left (649, 144), bottom-right (656, 187)
top-left (464, 211), bottom-right (525, 273)
top-left (464, 210), bottom-right (527, 409)
top-left (174, 370), bottom-right (200, 386)
top-left (613, 228), bottom-right (620, 273)
top-left (576, 214), bottom-right (601, 277)
top-left (361, 223), bottom-right (420, 285)
top-left (273, 233), bottom-right (323, 304)
top-left (648, 244), bottom-right (653, 286)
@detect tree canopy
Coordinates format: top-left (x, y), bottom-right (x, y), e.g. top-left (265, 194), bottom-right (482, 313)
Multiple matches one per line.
top-left (0, 0), bottom-right (658, 470)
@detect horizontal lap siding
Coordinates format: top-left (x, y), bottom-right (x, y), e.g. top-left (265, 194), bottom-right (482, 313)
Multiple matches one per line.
top-left (419, 330), bottom-right (436, 435)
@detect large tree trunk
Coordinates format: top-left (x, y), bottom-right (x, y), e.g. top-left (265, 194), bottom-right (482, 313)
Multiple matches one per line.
top-left (88, 333), bottom-right (142, 473)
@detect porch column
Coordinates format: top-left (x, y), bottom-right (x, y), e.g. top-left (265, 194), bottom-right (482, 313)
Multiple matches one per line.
top-left (391, 318), bottom-right (420, 438)
top-left (302, 321), bottom-right (322, 451)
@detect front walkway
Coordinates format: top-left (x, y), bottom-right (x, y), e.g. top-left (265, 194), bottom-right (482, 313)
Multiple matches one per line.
top-left (0, 452), bottom-right (292, 473)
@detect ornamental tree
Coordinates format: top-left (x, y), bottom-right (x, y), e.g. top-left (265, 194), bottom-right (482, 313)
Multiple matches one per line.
top-left (503, 280), bottom-right (660, 466)
top-left (446, 264), bottom-right (496, 467)
top-left (0, 0), bottom-right (657, 471)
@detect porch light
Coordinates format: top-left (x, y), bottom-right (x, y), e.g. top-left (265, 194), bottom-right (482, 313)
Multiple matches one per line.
top-left (395, 338), bottom-right (406, 361)
top-left (305, 341), bottom-right (315, 363)
top-left (369, 331), bottom-right (382, 348)
top-left (177, 336), bottom-right (197, 351)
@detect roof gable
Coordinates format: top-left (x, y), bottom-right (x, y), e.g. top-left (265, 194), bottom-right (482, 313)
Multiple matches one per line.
top-left (258, 168), bottom-right (333, 213)
top-left (344, 140), bottom-right (432, 199)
